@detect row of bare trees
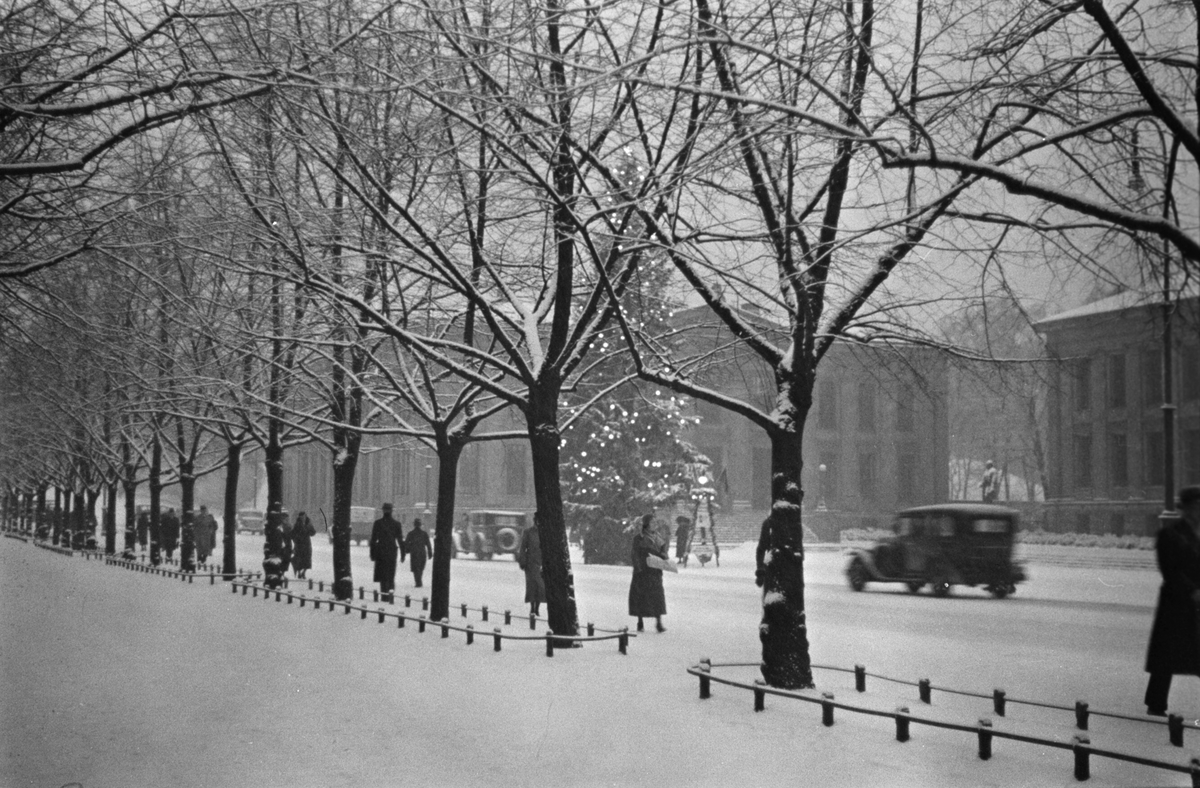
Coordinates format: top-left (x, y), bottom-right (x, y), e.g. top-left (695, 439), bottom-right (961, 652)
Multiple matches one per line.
top-left (1, 0), bottom-right (1195, 687)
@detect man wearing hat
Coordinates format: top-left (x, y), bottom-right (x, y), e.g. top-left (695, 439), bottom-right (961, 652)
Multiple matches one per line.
top-left (369, 503), bottom-right (405, 602)
top-left (1144, 486), bottom-right (1200, 716)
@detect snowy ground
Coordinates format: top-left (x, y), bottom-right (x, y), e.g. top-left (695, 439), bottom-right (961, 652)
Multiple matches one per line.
top-left (1, 533), bottom-right (1195, 788)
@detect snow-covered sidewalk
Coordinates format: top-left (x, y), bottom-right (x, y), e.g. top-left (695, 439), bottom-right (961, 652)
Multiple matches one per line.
top-left (0, 536), bottom-right (1192, 788)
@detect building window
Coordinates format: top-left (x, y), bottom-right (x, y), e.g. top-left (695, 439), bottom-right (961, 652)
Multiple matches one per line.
top-left (1143, 352), bottom-right (1162, 406)
top-left (459, 444), bottom-right (481, 496)
top-left (504, 443), bottom-right (528, 496)
top-left (1181, 350), bottom-right (1200, 402)
top-left (1107, 432), bottom-right (1128, 487)
top-left (1144, 432), bottom-right (1164, 486)
top-left (895, 387), bottom-right (915, 433)
top-left (1184, 430), bottom-right (1200, 486)
top-left (858, 383), bottom-right (877, 433)
top-left (396, 451), bottom-right (411, 496)
top-left (897, 451), bottom-right (917, 504)
top-left (818, 381), bottom-right (838, 429)
top-left (1073, 434), bottom-right (1092, 488)
top-left (858, 452), bottom-right (876, 501)
top-left (1074, 358), bottom-right (1091, 412)
top-left (1108, 354), bottom-right (1126, 409)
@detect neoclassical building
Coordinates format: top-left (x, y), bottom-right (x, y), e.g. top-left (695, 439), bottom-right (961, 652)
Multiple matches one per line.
top-left (1034, 289), bottom-right (1200, 535)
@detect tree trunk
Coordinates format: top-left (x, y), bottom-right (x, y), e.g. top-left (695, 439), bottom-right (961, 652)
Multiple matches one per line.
top-left (179, 458), bottom-right (196, 572)
top-left (84, 489), bottom-right (99, 548)
top-left (61, 492), bottom-right (71, 548)
top-left (104, 479), bottom-right (117, 554)
top-left (122, 481), bottom-right (137, 554)
top-left (759, 421), bottom-right (815, 690)
top-left (223, 442), bottom-right (242, 579)
top-left (54, 489), bottom-right (64, 545)
top-left (149, 437), bottom-right (163, 565)
top-left (262, 431), bottom-right (286, 589)
top-left (429, 438), bottom-right (463, 622)
top-left (330, 444), bottom-right (358, 601)
top-left (35, 484), bottom-right (47, 541)
top-left (526, 384), bottom-right (580, 640)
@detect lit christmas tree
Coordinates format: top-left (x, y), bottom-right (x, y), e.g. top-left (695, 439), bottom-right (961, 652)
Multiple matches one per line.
top-left (561, 148), bottom-right (701, 564)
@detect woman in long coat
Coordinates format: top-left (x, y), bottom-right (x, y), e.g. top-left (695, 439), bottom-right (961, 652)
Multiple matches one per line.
top-left (291, 512), bottom-right (316, 579)
top-left (517, 522), bottom-right (546, 616)
top-left (1144, 486), bottom-right (1200, 715)
top-left (193, 506), bottom-right (217, 563)
top-left (628, 514), bottom-right (667, 633)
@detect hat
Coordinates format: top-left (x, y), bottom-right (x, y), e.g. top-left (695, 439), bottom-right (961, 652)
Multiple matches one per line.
top-left (381, 503), bottom-right (393, 511)
top-left (1179, 486), bottom-right (1200, 507)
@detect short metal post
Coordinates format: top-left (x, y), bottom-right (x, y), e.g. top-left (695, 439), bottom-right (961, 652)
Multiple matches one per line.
top-left (699, 660), bottom-right (711, 700)
top-left (275, 591), bottom-right (282, 602)
top-left (1170, 714), bottom-right (1185, 747)
top-left (855, 665), bottom-right (866, 692)
top-left (753, 680), bottom-right (766, 712)
top-left (895, 707), bottom-right (910, 742)
top-left (587, 622), bottom-right (595, 637)
top-left (232, 583), bottom-right (239, 594)
top-left (378, 609), bottom-right (385, 623)
top-left (918, 679), bottom-right (931, 704)
top-left (397, 615), bottom-right (405, 628)
top-left (505, 610), bottom-right (512, 625)
top-left (1189, 757), bottom-right (1200, 788)
top-left (441, 622), bottom-right (449, 638)
top-left (358, 586), bottom-right (365, 600)
top-left (493, 629), bottom-right (503, 651)
top-left (461, 603), bottom-right (468, 618)
top-left (1075, 701), bottom-right (1089, 731)
top-left (529, 613), bottom-right (536, 630)
top-left (821, 693), bottom-right (835, 726)
top-left (546, 632), bottom-right (554, 657)
top-left (618, 628), bottom-right (628, 655)
top-left (287, 593), bottom-right (293, 604)
top-left (418, 616), bottom-right (426, 633)
top-left (978, 719), bottom-right (993, 760)
top-left (299, 596), bottom-right (305, 607)
top-left (308, 579), bottom-right (314, 590)
top-left (318, 580), bottom-right (324, 592)
top-left (373, 590), bottom-right (379, 603)
top-left (252, 586), bottom-right (258, 597)
top-left (422, 597), bottom-right (429, 611)
top-left (1073, 735), bottom-right (1090, 781)
top-left (481, 605), bottom-right (489, 622)
top-left (993, 689), bottom-right (1006, 717)
top-left (344, 603), bottom-right (351, 615)
top-left (466, 626), bottom-right (474, 645)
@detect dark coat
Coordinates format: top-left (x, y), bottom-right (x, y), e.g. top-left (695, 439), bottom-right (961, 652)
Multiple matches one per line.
top-left (291, 514), bottom-right (316, 571)
top-left (161, 511), bottom-right (180, 552)
top-left (1146, 518), bottom-right (1200, 675)
top-left (279, 524), bottom-right (294, 573)
top-left (628, 531), bottom-right (667, 617)
top-left (403, 527), bottom-right (432, 572)
top-left (194, 512), bottom-right (217, 558)
top-left (136, 511), bottom-right (150, 545)
top-left (517, 527), bottom-right (546, 605)
top-left (675, 523), bottom-right (692, 560)
top-left (370, 516), bottom-right (404, 583)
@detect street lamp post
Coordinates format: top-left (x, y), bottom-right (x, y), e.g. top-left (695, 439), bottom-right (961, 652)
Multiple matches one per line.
top-left (817, 464), bottom-right (828, 512)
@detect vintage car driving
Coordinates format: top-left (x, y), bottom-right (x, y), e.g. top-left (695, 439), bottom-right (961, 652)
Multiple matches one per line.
top-left (845, 503), bottom-right (1027, 598)
top-left (453, 510), bottom-right (529, 560)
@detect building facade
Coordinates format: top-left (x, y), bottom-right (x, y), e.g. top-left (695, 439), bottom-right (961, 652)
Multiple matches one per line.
top-left (1035, 290), bottom-right (1200, 535)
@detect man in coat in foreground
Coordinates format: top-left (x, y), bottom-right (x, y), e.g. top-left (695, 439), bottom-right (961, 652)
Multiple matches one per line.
top-left (1144, 485), bottom-right (1200, 716)
top-left (370, 503), bottom-right (405, 601)
top-left (402, 518), bottom-right (432, 588)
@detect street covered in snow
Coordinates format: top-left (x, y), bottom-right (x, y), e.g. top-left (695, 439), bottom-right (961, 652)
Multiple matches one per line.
top-left (2, 533), bottom-right (1196, 788)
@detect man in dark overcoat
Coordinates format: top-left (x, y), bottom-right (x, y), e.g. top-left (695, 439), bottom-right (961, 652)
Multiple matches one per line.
top-left (403, 518), bottom-right (433, 588)
top-left (1144, 485), bottom-right (1200, 716)
top-left (370, 503), bottom-right (405, 600)
top-left (161, 508), bottom-right (180, 560)
top-left (517, 520), bottom-right (545, 616)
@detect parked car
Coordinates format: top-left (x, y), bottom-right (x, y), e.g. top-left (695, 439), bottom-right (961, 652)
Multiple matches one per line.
top-left (453, 510), bottom-right (529, 560)
top-left (236, 509), bottom-right (264, 534)
top-left (845, 503), bottom-right (1027, 598)
top-left (348, 506), bottom-right (376, 545)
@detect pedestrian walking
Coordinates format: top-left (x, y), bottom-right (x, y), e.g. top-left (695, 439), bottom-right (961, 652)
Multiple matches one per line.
top-left (674, 515), bottom-right (693, 568)
top-left (981, 460), bottom-right (1001, 503)
top-left (291, 511), bottom-right (316, 579)
top-left (194, 505), bottom-right (218, 564)
top-left (1144, 485), bottom-right (1200, 716)
top-left (517, 520), bottom-right (546, 617)
top-left (161, 508), bottom-right (180, 560)
top-left (403, 518), bottom-right (433, 588)
top-left (628, 514), bottom-right (668, 633)
top-left (369, 503), bottom-right (404, 600)
top-left (136, 507), bottom-right (149, 551)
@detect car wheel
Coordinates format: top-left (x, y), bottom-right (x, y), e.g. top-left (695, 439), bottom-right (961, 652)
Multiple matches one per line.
top-left (847, 559), bottom-right (868, 591)
top-left (930, 576), bottom-right (952, 597)
top-left (988, 583), bottom-right (1009, 599)
top-left (906, 581), bottom-right (924, 593)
